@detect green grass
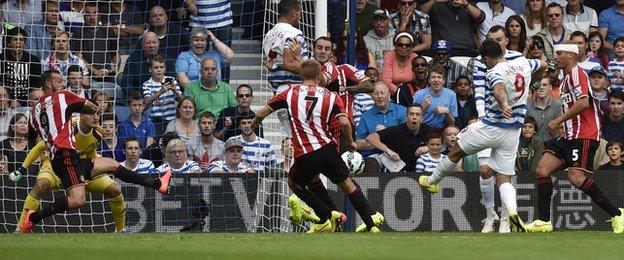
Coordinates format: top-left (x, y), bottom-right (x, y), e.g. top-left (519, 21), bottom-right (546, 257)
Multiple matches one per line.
top-left (0, 232), bottom-right (621, 260)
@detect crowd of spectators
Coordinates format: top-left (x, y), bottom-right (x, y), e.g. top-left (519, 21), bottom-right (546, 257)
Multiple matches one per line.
top-left (1, 0), bottom-right (624, 175)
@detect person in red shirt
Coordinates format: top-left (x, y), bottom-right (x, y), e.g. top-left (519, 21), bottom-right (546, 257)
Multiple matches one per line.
top-left (253, 60), bottom-right (381, 233)
top-left (18, 70), bottom-right (172, 233)
top-left (526, 43), bottom-right (624, 233)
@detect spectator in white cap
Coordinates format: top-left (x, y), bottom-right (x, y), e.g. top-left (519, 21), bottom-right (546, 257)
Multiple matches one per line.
top-left (207, 138), bottom-right (253, 173)
top-left (364, 9), bottom-right (396, 71)
top-left (382, 31), bottom-right (418, 94)
top-left (427, 40), bottom-right (468, 90)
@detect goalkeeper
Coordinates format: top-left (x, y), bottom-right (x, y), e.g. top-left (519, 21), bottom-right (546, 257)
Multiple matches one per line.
top-left (12, 113), bottom-right (127, 233)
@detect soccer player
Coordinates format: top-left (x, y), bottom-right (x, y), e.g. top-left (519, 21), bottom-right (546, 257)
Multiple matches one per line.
top-left (252, 60), bottom-right (381, 233)
top-left (419, 39), bottom-right (545, 233)
top-left (472, 25), bottom-right (527, 233)
top-left (526, 43), bottom-right (624, 233)
top-left (12, 70), bottom-right (172, 233)
top-left (263, 0), bottom-right (310, 137)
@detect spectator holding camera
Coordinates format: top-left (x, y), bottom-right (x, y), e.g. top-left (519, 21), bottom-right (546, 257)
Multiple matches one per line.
top-left (143, 55), bottom-right (184, 135)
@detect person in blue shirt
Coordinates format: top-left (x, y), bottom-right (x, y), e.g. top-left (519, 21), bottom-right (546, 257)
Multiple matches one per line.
top-left (412, 66), bottom-right (458, 131)
top-left (117, 91), bottom-right (156, 149)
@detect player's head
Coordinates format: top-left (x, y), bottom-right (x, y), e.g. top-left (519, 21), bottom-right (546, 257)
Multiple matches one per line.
top-left (428, 66), bottom-right (446, 90)
top-left (365, 67), bottom-right (379, 83)
top-left (278, 0), bottom-right (302, 27)
top-left (281, 137), bottom-right (293, 159)
top-left (443, 125), bottom-right (459, 148)
top-left (67, 65), bottom-right (83, 88)
top-left (569, 31), bottom-right (589, 57)
top-left (165, 139), bottom-right (188, 168)
top-left (124, 137), bottom-right (142, 162)
top-left (314, 36), bottom-right (333, 63)
top-left (606, 141), bottom-right (623, 163)
top-left (486, 25), bottom-right (508, 52)
top-left (149, 55), bottom-right (166, 79)
top-left (224, 138), bottom-right (244, 165)
top-left (128, 91), bottom-right (146, 118)
top-left (5, 26), bottom-right (26, 51)
top-left (236, 84), bottom-right (253, 109)
top-left (237, 111), bottom-right (256, 137)
top-left (479, 38), bottom-right (505, 69)
top-left (609, 90), bottom-right (624, 118)
top-left (198, 111), bottom-right (216, 137)
top-left (426, 132), bottom-right (443, 155)
top-left (554, 41), bottom-right (579, 70)
top-left (41, 69), bottom-right (65, 93)
top-left (101, 114), bottom-right (118, 138)
top-left (406, 103), bottom-right (423, 131)
top-left (299, 59), bottom-right (322, 83)
top-left (522, 116), bottom-right (538, 139)
top-left (372, 82), bottom-right (390, 110)
top-left (80, 112), bottom-right (100, 130)
top-left (28, 88), bottom-right (44, 108)
top-left (613, 37), bottom-right (624, 58)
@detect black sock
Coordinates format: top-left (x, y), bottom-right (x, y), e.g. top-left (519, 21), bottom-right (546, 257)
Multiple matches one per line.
top-left (347, 187), bottom-right (375, 230)
top-left (537, 176), bottom-right (553, 222)
top-left (293, 187), bottom-right (332, 223)
top-left (31, 197), bottom-right (69, 224)
top-left (309, 180), bottom-right (338, 211)
top-left (580, 178), bottom-right (621, 217)
top-left (114, 165), bottom-right (159, 189)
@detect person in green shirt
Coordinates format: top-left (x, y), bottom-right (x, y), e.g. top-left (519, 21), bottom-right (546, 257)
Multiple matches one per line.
top-left (183, 57), bottom-right (237, 117)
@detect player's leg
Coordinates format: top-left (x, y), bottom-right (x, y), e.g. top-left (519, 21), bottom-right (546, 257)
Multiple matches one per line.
top-left (86, 175), bottom-right (126, 233)
top-left (287, 156), bottom-right (333, 225)
top-left (532, 139), bottom-right (567, 226)
top-left (308, 176), bottom-right (338, 211)
top-left (477, 154), bottom-right (499, 233)
top-left (16, 160), bottom-right (60, 230)
top-left (89, 157), bottom-right (171, 193)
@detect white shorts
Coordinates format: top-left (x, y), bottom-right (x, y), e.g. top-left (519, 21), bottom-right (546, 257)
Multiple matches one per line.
top-left (456, 121), bottom-right (521, 175)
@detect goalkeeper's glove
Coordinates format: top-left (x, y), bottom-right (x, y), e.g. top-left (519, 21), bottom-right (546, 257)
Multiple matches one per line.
top-left (9, 166), bottom-right (26, 183)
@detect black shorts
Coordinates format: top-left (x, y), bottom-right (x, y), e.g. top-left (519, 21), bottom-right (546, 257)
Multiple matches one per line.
top-left (51, 149), bottom-right (86, 189)
top-left (80, 158), bottom-right (95, 180)
top-left (289, 143), bottom-right (349, 186)
top-left (544, 138), bottom-right (599, 172)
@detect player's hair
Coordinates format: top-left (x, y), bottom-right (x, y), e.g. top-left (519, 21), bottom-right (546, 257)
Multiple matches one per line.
top-left (236, 84), bottom-right (253, 96)
top-left (128, 91), bottom-right (145, 102)
top-left (570, 31), bottom-right (588, 43)
top-left (606, 141), bottom-right (624, 153)
top-left (429, 66), bottom-right (445, 78)
top-left (40, 69), bottom-right (62, 88)
top-left (609, 90), bottom-right (624, 102)
top-left (4, 26), bottom-right (27, 45)
top-left (299, 60), bottom-right (322, 81)
top-left (314, 36), bottom-right (333, 48)
top-left (199, 111), bottom-right (216, 121)
top-left (150, 55), bottom-right (166, 67)
top-left (524, 116), bottom-right (538, 133)
top-left (426, 132), bottom-right (442, 143)
top-left (101, 113), bottom-right (118, 125)
top-left (487, 25), bottom-right (508, 39)
top-left (546, 2), bottom-right (564, 14)
top-left (278, 0), bottom-right (301, 17)
top-left (479, 38), bottom-right (504, 59)
top-left (125, 137), bottom-right (140, 146)
top-left (67, 64), bottom-right (83, 75)
top-left (237, 111), bottom-right (256, 126)
top-left (614, 37), bottom-right (624, 48)
top-left (176, 97), bottom-right (197, 118)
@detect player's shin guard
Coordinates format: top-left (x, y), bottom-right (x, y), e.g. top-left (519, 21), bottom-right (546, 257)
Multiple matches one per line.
top-left (480, 176), bottom-right (496, 218)
top-left (428, 157), bottom-right (457, 185)
top-left (18, 195), bottom-right (41, 228)
top-left (499, 182), bottom-right (517, 214)
top-left (293, 188), bottom-right (332, 222)
top-left (309, 180), bottom-right (338, 211)
top-left (580, 179), bottom-right (621, 217)
top-left (109, 194), bottom-right (126, 232)
top-left (113, 165), bottom-right (160, 189)
top-left (537, 176), bottom-right (553, 221)
top-left (31, 197), bottom-right (69, 224)
top-left (347, 186), bottom-right (375, 230)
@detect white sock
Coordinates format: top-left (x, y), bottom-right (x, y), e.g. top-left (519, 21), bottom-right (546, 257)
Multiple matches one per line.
top-left (500, 205), bottom-right (509, 220)
top-left (480, 176), bottom-right (496, 218)
top-left (499, 182), bottom-right (517, 215)
top-left (427, 157), bottom-right (457, 185)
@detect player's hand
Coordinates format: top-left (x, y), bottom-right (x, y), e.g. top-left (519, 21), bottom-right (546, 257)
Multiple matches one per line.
top-left (547, 119), bottom-right (560, 134)
top-left (422, 96), bottom-right (432, 110)
top-left (287, 40), bottom-right (302, 58)
top-left (265, 58), bottom-right (275, 69)
top-left (9, 166), bottom-right (26, 182)
top-left (501, 104), bottom-right (512, 119)
top-left (415, 146), bottom-right (429, 157)
top-left (386, 150), bottom-right (400, 161)
top-left (346, 141), bottom-right (357, 152)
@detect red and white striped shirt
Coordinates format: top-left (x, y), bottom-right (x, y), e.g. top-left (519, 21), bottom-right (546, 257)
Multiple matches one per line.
top-left (30, 89), bottom-right (87, 156)
top-left (559, 65), bottom-right (601, 141)
top-left (322, 62), bottom-right (368, 121)
top-left (268, 84), bottom-right (346, 158)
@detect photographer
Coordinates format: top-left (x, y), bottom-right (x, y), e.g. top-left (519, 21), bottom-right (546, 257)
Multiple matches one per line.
top-left (142, 55), bottom-right (184, 136)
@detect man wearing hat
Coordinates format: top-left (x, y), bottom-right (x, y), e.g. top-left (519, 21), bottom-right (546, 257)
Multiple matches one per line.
top-left (207, 139), bottom-right (253, 173)
top-left (526, 42), bottom-right (624, 233)
top-left (588, 66), bottom-right (611, 115)
top-left (390, 0), bottom-right (432, 53)
top-left (364, 9), bottom-right (396, 70)
top-left (428, 40), bottom-right (468, 90)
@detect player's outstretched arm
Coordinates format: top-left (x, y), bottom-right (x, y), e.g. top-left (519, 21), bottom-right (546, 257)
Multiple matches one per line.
top-left (548, 96), bottom-right (590, 132)
top-left (492, 83), bottom-right (511, 118)
top-left (252, 106), bottom-right (273, 129)
top-left (80, 100), bottom-right (100, 114)
top-left (346, 80), bottom-right (374, 94)
top-left (338, 114), bottom-right (357, 151)
top-left (9, 140), bottom-right (46, 182)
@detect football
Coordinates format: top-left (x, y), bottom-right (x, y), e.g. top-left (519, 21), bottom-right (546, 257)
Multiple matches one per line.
top-left (341, 151), bottom-right (365, 176)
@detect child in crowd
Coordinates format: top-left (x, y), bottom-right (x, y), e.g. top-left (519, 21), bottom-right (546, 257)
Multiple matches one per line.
top-left (441, 125), bottom-right (459, 155)
top-left (516, 116), bottom-right (543, 171)
top-left (415, 133), bottom-right (444, 174)
top-left (608, 37), bottom-right (624, 91)
top-left (142, 55), bottom-right (184, 136)
top-left (364, 67), bottom-right (379, 83)
top-left (598, 141), bottom-right (624, 171)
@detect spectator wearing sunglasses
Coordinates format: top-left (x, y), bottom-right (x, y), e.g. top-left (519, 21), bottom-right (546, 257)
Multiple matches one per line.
top-left (215, 84), bottom-right (263, 141)
top-left (390, 0), bottom-right (432, 53)
top-left (537, 2), bottom-right (572, 60)
top-left (382, 32), bottom-right (419, 94)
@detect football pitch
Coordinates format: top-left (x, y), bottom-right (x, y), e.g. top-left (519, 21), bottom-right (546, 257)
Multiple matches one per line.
top-left (0, 232), bottom-right (621, 259)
